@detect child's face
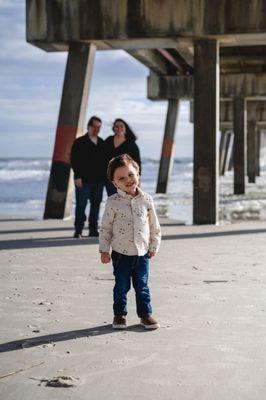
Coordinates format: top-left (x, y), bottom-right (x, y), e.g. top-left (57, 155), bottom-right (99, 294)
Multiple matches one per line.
top-left (112, 164), bottom-right (139, 196)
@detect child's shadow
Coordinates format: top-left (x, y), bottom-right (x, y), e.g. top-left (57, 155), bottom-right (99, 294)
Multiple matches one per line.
top-left (123, 324), bottom-right (152, 333)
top-left (0, 323), bottom-right (151, 353)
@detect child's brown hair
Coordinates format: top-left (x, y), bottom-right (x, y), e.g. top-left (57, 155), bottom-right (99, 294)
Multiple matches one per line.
top-left (107, 154), bottom-right (139, 181)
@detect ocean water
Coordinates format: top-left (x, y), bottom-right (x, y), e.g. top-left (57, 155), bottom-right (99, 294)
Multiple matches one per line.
top-left (1, 155), bottom-right (266, 225)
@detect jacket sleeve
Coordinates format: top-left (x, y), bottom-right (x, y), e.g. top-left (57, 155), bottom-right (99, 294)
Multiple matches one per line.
top-left (99, 200), bottom-right (115, 253)
top-left (148, 197), bottom-right (161, 253)
top-left (70, 140), bottom-right (82, 180)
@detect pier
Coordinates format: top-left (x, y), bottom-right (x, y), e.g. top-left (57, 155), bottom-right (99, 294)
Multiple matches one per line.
top-left (26, 0), bottom-right (266, 223)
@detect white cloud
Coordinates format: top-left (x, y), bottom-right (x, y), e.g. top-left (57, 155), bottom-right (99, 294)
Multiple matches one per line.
top-left (0, 0), bottom-right (193, 159)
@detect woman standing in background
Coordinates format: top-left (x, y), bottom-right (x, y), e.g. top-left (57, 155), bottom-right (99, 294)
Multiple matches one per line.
top-left (104, 118), bottom-right (141, 196)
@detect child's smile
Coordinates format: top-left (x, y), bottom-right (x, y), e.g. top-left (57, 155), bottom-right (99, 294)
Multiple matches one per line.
top-left (112, 164), bottom-right (139, 196)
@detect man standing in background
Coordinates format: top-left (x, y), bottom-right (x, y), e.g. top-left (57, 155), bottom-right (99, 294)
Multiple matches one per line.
top-left (71, 116), bottom-right (105, 238)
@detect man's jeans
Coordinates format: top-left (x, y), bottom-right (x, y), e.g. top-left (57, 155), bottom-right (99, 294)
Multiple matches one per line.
top-left (111, 250), bottom-right (152, 317)
top-left (74, 183), bottom-right (104, 233)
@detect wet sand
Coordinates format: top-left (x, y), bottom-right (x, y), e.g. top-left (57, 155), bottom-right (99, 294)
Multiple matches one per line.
top-left (1, 218), bottom-right (266, 399)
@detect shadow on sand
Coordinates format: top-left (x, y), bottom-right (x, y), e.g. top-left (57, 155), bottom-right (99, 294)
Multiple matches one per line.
top-left (162, 228), bottom-right (266, 241)
top-left (0, 324), bottom-right (149, 353)
top-left (0, 236), bottom-right (99, 250)
top-left (0, 227), bottom-right (73, 235)
top-left (1, 228), bottom-right (266, 251)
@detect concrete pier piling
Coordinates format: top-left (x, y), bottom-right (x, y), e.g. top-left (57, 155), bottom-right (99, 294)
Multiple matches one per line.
top-left (219, 131), bottom-right (233, 176)
top-left (193, 40), bottom-right (219, 224)
top-left (256, 129), bottom-right (261, 177)
top-left (44, 43), bottom-right (96, 219)
top-left (219, 130), bottom-right (227, 176)
top-left (247, 121), bottom-right (257, 184)
top-left (156, 100), bottom-right (179, 194)
top-left (233, 97), bottom-right (247, 195)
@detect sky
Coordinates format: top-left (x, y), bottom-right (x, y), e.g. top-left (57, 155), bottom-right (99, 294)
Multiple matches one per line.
top-left (0, 0), bottom-right (193, 160)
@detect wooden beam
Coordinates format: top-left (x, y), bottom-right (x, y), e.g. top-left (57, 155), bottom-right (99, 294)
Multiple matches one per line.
top-left (175, 42), bottom-right (194, 67)
top-left (127, 49), bottom-right (169, 75)
top-left (147, 73), bottom-right (266, 99)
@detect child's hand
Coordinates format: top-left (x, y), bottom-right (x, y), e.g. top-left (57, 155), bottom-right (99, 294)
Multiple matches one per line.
top-left (101, 252), bottom-right (111, 264)
top-left (148, 251), bottom-right (156, 259)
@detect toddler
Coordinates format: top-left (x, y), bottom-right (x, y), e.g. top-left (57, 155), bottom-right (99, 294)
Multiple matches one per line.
top-left (99, 154), bottom-right (161, 329)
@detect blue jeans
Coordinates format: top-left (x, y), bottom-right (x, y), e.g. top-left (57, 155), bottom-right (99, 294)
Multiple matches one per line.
top-left (74, 183), bottom-right (104, 233)
top-left (111, 250), bottom-right (152, 317)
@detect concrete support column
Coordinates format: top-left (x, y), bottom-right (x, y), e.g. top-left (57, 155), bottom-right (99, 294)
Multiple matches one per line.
top-left (247, 121), bottom-right (257, 183)
top-left (228, 134), bottom-right (234, 171)
top-left (256, 129), bottom-right (261, 176)
top-left (221, 131), bottom-right (233, 175)
top-left (219, 130), bottom-right (227, 176)
top-left (233, 97), bottom-right (247, 194)
top-left (225, 132), bottom-right (234, 173)
top-left (193, 39), bottom-right (219, 224)
top-left (44, 43), bottom-right (96, 219)
top-left (156, 99), bottom-right (179, 193)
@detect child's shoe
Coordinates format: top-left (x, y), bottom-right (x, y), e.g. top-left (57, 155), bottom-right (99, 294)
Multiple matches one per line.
top-left (112, 315), bottom-right (127, 329)
top-left (140, 315), bottom-right (160, 330)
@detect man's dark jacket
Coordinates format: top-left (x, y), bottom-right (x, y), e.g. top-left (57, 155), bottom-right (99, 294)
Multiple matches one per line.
top-left (70, 134), bottom-right (106, 183)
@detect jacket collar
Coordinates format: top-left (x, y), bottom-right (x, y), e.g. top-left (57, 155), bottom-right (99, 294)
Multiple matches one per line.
top-left (117, 187), bottom-right (144, 199)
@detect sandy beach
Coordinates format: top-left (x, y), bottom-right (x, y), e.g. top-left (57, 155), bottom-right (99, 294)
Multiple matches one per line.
top-left (1, 218), bottom-right (266, 399)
